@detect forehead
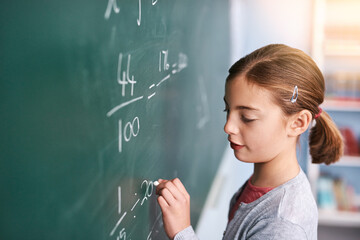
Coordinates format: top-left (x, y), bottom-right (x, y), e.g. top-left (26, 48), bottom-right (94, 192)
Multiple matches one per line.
top-left (224, 75), bottom-right (276, 110)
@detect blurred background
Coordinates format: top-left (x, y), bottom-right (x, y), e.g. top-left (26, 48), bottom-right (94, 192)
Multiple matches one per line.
top-left (197, 0), bottom-right (360, 239)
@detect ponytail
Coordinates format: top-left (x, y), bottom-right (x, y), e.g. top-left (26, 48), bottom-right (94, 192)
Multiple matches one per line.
top-left (309, 110), bottom-right (344, 165)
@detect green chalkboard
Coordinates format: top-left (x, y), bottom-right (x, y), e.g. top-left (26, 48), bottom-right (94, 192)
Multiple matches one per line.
top-left (0, 0), bottom-right (229, 239)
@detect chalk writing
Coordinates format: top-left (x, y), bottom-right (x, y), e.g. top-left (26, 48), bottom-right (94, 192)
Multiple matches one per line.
top-left (110, 181), bottom-right (158, 239)
top-left (106, 49), bottom-right (188, 154)
top-left (107, 96), bottom-right (144, 118)
top-left (159, 50), bottom-right (169, 72)
top-left (110, 212), bottom-right (127, 237)
top-left (118, 186), bottom-right (122, 214)
top-left (105, 0), bottom-right (159, 26)
top-left (147, 84), bottom-right (156, 99)
top-left (117, 228), bottom-right (127, 240)
top-left (103, 1), bottom-right (192, 238)
top-left (117, 53), bottom-right (136, 97)
top-left (140, 180), bottom-right (154, 205)
top-left (118, 117), bottom-right (140, 153)
top-left (156, 74), bottom-right (171, 87)
top-left (137, 0), bottom-right (142, 26)
top-left (104, 0), bottom-right (120, 20)
top-left (131, 198), bottom-right (140, 211)
top-left (105, 47), bottom-right (188, 236)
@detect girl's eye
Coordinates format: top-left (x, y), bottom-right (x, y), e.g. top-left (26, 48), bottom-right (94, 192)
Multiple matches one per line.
top-left (241, 116), bottom-right (255, 123)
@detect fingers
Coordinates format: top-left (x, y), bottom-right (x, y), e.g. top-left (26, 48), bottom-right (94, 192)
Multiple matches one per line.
top-left (172, 178), bottom-right (190, 200)
top-left (157, 195), bottom-right (168, 209)
top-left (157, 179), bottom-right (183, 200)
top-left (161, 187), bottom-right (178, 206)
top-left (155, 178), bottom-right (189, 204)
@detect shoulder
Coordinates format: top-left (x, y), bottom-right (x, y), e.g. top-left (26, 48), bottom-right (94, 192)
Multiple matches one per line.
top-left (253, 170), bottom-right (318, 240)
top-left (277, 170), bottom-right (318, 224)
top-left (247, 217), bottom-right (308, 240)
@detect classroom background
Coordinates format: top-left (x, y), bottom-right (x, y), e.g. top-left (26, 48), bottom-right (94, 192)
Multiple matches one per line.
top-left (1, 0), bottom-right (359, 239)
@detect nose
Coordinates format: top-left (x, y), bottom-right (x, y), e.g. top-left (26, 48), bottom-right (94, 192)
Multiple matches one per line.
top-left (224, 114), bottom-right (239, 135)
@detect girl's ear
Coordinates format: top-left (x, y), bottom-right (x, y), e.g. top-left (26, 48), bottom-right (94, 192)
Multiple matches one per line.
top-left (288, 110), bottom-right (312, 137)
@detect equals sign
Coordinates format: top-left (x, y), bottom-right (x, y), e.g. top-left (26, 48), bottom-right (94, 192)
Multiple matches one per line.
top-left (148, 84), bottom-right (156, 99)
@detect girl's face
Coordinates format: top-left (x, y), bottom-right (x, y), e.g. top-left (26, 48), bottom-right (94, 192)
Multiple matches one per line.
top-left (224, 75), bottom-right (291, 163)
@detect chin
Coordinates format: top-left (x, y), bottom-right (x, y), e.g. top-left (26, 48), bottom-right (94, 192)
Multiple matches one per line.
top-left (233, 151), bottom-right (268, 164)
top-left (233, 152), bottom-right (254, 163)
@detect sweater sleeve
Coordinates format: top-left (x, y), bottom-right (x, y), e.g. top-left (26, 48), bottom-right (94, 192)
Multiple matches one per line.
top-left (174, 226), bottom-right (199, 240)
top-left (247, 218), bottom-right (308, 240)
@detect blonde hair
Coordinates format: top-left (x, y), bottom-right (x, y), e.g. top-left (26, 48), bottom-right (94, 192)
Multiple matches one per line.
top-left (226, 44), bottom-right (343, 165)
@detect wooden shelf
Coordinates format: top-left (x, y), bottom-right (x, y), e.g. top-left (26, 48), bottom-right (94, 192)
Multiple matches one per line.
top-left (311, 0), bottom-right (360, 230)
top-left (324, 51), bottom-right (360, 57)
top-left (322, 99), bottom-right (360, 112)
top-left (323, 43), bottom-right (360, 57)
top-left (332, 156), bottom-right (360, 167)
top-left (318, 209), bottom-right (360, 227)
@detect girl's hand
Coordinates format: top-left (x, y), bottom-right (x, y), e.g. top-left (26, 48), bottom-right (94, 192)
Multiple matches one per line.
top-left (155, 178), bottom-right (191, 239)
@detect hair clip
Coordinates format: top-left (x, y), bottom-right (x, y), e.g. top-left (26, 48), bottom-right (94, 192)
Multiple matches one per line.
top-left (290, 85), bottom-right (298, 103)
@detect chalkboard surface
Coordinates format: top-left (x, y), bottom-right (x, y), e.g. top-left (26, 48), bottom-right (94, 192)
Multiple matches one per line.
top-left (0, 0), bottom-right (229, 239)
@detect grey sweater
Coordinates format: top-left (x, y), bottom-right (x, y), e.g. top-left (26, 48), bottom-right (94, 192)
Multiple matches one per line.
top-left (175, 169), bottom-right (318, 240)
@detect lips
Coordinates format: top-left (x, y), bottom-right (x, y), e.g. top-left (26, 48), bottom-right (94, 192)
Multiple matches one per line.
top-left (229, 141), bottom-right (244, 150)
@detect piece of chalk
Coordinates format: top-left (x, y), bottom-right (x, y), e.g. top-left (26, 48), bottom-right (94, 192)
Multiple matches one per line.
top-left (154, 181), bottom-right (159, 186)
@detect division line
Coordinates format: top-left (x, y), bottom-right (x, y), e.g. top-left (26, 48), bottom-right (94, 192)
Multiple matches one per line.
top-left (106, 96), bottom-right (144, 117)
top-left (131, 198), bottom-right (140, 211)
top-left (156, 74), bottom-right (171, 87)
top-left (110, 212), bottom-right (127, 236)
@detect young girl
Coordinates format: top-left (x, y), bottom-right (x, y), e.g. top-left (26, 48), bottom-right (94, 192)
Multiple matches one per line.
top-left (155, 44), bottom-right (344, 240)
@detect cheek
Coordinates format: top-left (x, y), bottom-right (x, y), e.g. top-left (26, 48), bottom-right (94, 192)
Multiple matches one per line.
top-left (245, 120), bottom-right (286, 153)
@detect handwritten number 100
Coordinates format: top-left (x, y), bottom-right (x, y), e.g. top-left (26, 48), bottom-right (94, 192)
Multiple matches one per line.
top-left (118, 117), bottom-right (140, 153)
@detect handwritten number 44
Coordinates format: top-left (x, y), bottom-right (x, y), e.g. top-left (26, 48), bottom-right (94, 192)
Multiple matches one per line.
top-left (118, 53), bottom-right (136, 97)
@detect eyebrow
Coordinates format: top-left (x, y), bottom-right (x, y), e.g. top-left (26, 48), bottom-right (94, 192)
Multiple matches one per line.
top-left (223, 97), bottom-right (260, 111)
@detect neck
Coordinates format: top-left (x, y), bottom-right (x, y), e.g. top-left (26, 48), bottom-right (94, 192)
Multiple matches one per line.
top-left (251, 148), bottom-right (300, 188)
